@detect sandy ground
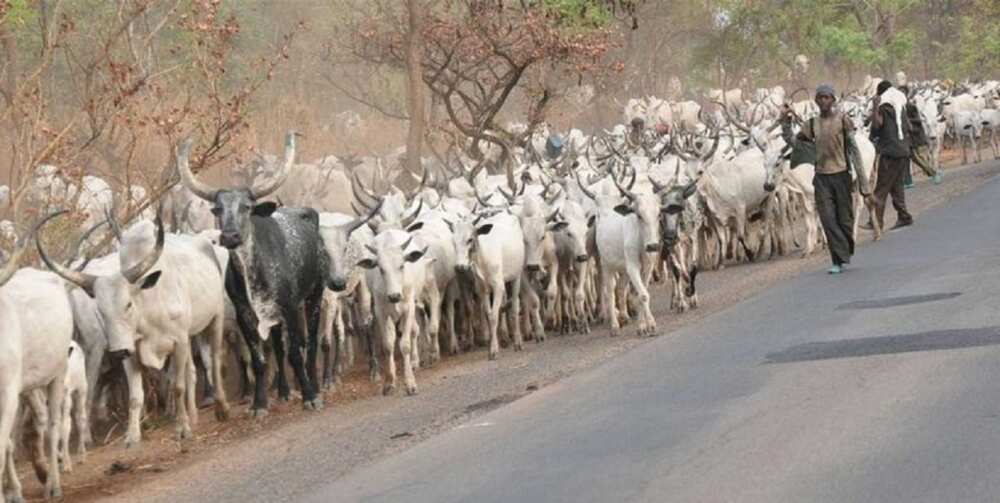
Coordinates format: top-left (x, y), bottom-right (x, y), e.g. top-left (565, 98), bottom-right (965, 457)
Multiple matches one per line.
top-left (11, 153), bottom-right (1000, 502)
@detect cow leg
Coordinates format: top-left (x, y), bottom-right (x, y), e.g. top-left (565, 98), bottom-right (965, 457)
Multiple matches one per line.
top-left (191, 336), bottom-right (214, 408)
top-left (400, 303), bottom-right (419, 395)
top-left (205, 315), bottom-right (231, 422)
top-left (320, 292), bottom-right (335, 390)
top-left (379, 316), bottom-right (398, 395)
top-left (602, 267), bottom-right (621, 337)
top-left (626, 261), bottom-right (655, 337)
top-left (59, 390), bottom-right (73, 472)
top-left (42, 373), bottom-right (65, 499)
top-left (4, 445), bottom-right (25, 503)
top-left (305, 291), bottom-right (324, 402)
top-left (270, 325), bottom-right (291, 401)
top-left (445, 282), bottom-right (460, 355)
top-left (232, 308), bottom-right (268, 415)
top-left (574, 262), bottom-right (590, 334)
top-left (487, 281), bottom-right (504, 360)
top-left (73, 386), bottom-right (89, 463)
top-left (286, 304), bottom-right (321, 410)
top-left (122, 356), bottom-right (145, 447)
top-left (425, 283), bottom-right (442, 366)
top-left (0, 380), bottom-right (18, 502)
top-left (171, 340), bottom-right (194, 442)
top-left (332, 300), bottom-right (347, 387)
top-left (83, 339), bottom-right (106, 423)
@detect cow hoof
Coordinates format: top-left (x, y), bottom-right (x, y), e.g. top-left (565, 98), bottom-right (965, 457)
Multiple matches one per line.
top-left (9, 494), bottom-right (26, 503)
top-left (249, 408), bottom-right (269, 419)
top-left (124, 435), bottom-right (140, 450)
top-left (488, 350), bottom-right (498, 361)
top-left (303, 398), bottom-right (324, 411)
top-left (382, 384), bottom-right (396, 396)
top-left (44, 484), bottom-right (62, 500)
top-left (199, 396), bottom-right (216, 408)
top-left (405, 384), bottom-right (418, 396)
top-left (610, 328), bottom-right (621, 337)
top-left (215, 403), bottom-right (231, 422)
top-left (514, 342), bottom-right (523, 351)
top-left (178, 426), bottom-right (193, 440)
top-left (277, 393), bottom-right (291, 402)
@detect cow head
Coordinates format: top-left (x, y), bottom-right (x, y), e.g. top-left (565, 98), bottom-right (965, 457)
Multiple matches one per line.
top-left (763, 144), bottom-right (793, 192)
top-left (550, 201), bottom-right (589, 263)
top-left (520, 202), bottom-right (562, 274)
top-left (37, 210), bottom-right (165, 358)
top-left (658, 179), bottom-right (699, 247)
top-left (176, 133), bottom-right (296, 249)
top-left (450, 215), bottom-right (493, 275)
top-left (318, 200), bottom-right (383, 292)
top-left (611, 168), bottom-right (661, 253)
top-left (357, 232), bottom-right (426, 304)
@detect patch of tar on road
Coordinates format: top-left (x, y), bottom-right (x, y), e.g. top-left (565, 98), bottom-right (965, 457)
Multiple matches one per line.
top-left (836, 292), bottom-right (962, 310)
top-left (463, 393), bottom-right (524, 415)
top-left (764, 327), bottom-right (1000, 364)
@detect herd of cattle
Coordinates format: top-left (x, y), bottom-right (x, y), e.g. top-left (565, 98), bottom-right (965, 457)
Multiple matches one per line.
top-left (0, 75), bottom-right (998, 500)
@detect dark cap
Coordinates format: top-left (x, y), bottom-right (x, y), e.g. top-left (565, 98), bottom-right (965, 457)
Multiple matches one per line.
top-left (876, 80), bottom-right (893, 96)
top-left (815, 84), bottom-right (836, 98)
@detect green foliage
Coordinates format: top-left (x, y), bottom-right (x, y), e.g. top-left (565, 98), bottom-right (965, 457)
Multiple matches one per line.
top-left (540, 0), bottom-right (613, 30)
top-left (947, 13), bottom-right (1000, 78)
top-left (819, 24), bottom-right (882, 67)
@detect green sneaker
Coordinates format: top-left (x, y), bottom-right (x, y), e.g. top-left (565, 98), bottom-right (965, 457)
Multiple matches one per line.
top-left (828, 265), bottom-right (842, 275)
top-left (933, 173), bottom-right (942, 184)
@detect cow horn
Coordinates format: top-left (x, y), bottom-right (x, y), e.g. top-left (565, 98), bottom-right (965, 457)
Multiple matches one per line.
top-left (34, 211), bottom-right (99, 295)
top-left (472, 184), bottom-right (494, 208)
top-left (121, 206), bottom-right (165, 284)
top-left (400, 235), bottom-right (413, 251)
top-left (67, 218), bottom-right (111, 271)
top-left (670, 133), bottom-right (695, 162)
top-left (400, 198), bottom-right (424, 228)
top-left (105, 204), bottom-right (123, 242)
top-left (365, 244), bottom-right (378, 256)
top-left (613, 168), bottom-right (637, 203)
top-left (251, 131), bottom-right (297, 199)
top-left (714, 100), bottom-right (750, 134)
top-left (546, 208), bottom-right (561, 223)
top-left (648, 175), bottom-right (667, 194)
top-left (701, 129), bottom-right (721, 161)
top-left (351, 171), bottom-right (378, 210)
top-left (574, 170), bottom-right (598, 201)
top-left (175, 138), bottom-right (216, 202)
top-left (498, 187), bottom-right (516, 205)
top-left (345, 197), bottom-right (383, 236)
top-left (0, 230), bottom-right (31, 287)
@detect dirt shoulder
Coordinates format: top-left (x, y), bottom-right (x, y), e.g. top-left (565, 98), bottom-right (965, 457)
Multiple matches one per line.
top-left (17, 157), bottom-right (1000, 502)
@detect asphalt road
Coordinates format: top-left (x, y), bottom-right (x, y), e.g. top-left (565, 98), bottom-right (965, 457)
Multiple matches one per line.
top-left (307, 174), bottom-right (1000, 503)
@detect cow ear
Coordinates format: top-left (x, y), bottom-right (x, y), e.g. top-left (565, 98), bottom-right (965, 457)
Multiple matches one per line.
top-left (476, 223), bottom-right (494, 236)
top-left (356, 258), bottom-right (377, 269)
top-left (405, 247), bottom-right (427, 263)
top-left (549, 221), bottom-right (569, 231)
top-left (406, 222), bottom-right (424, 232)
top-left (613, 204), bottom-right (633, 216)
top-left (587, 215), bottom-right (596, 227)
top-left (682, 182), bottom-right (698, 199)
top-left (140, 270), bottom-right (162, 290)
top-left (252, 202), bottom-right (279, 217)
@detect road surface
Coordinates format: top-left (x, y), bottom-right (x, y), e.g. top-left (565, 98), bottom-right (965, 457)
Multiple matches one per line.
top-left (308, 174), bottom-right (1000, 503)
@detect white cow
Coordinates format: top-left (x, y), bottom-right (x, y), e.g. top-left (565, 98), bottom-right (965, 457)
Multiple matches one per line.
top-left (405, 213), bottom-right (459, 361)
top-left (37, 212), bottom-right (231, 448)
top-left (951, 110), bottom-right (983, 164)
top-left (358, 230), bottom-right (430, 395)
top-left (0, 260), bottom-right (73, 501)
top-left (451, 211), bottom-right (526, 360)
top-left (980, 109), bottom-right (1000, 159)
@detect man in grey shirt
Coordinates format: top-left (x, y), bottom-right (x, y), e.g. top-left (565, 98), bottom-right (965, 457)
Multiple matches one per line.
top-left (781, 84), bottom-right (871, 275)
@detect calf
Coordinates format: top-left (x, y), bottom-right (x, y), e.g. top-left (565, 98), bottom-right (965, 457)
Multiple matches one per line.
top-left (177, 133), bottom-right (330, 415)
top-left (59, 341), bottom-right (90, 472)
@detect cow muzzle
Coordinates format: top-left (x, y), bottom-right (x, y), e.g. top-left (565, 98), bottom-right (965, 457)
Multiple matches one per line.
top-left (645, 243), bottom-right (661, 253)
top-left (575, 254), bottom-right (589, 263)
top-left (763, 182), bottom-right (776, 192)
top-left (108, 349), bottom-right (132, 362)
top-left (455, 264), bottom-right (472, 275)
top-left (220, 231), bottom-right (243, 249)
top-left (526, 264), bottom-right (541, 273)
top-left (329, 277), bottom-right (348, 292)
top-left (387, 292), bottom-right (403, 304)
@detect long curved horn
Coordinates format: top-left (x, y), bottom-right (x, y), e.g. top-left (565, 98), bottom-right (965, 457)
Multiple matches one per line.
top-left (400, 198), bottom-right (424, 228)
top-left (648, 175), bottom-right (667, 194)
top-left (400, 235), bottom-right (414, 251)
top-left (345, 197), bottom-right (384, 236)
top-left (121, 206), bottom-right (165, 284)
top-left (176, 138), bottom-right (216, 202)
top-left (498, 187), bottom-right (516, 205)
top-left (472, 184), bottom-right (495, 208)
top-left (624, 166), bottom-right (637, 191)
top-left (105, 204), bottom-right (123, 242)
top-left (251, 131), bottom-right (297, 199)
top-left (574, 170), bottom-right (598, 201)
top-left (351, 171), bottom-right (378, 210)
top-left (714, 100), bottom-right (750, 134)
top-left (670, 133), bottom-right (695, 162)
top-left (612, 167), bottom-right (637, 203)
top-left (34, 211), bottom-right (99, 294)
top-left (701, 128), bottom-right (721, 161)
top-left (67, 218), bottom-right (111, 271)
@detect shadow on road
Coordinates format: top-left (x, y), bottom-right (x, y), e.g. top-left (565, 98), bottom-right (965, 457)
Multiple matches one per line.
top-left (764, 326), bottom-right (1000, 364)
top-left (836, 292), bottom-right (963, 310)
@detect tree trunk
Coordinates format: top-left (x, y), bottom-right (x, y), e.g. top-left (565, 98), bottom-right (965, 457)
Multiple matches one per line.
top-left (404, 0), bottom-right (426, 186)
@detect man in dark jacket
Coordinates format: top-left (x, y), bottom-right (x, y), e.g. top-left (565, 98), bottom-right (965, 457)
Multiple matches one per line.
top-left (899, 85), bottom-right (942, 188)
top-left (868, 80), bottom-right (914, 230)
top-left (781, 84), bottom-right (871, 275)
